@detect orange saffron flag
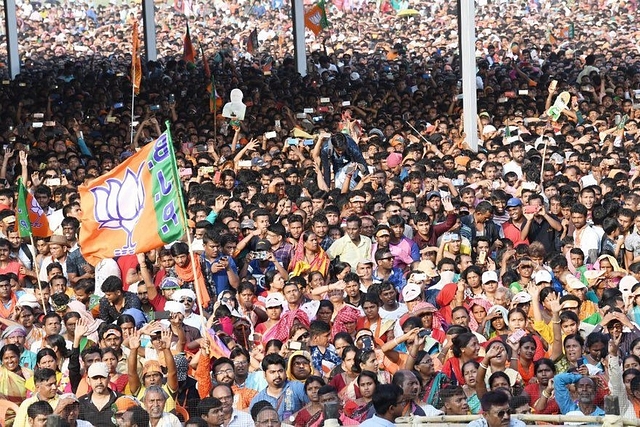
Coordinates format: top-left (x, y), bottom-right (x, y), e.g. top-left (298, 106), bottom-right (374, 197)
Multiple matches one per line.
top-left (78, 130), bottom-right (185, 266)
top-left (132, 21), bottom-right (142, 95)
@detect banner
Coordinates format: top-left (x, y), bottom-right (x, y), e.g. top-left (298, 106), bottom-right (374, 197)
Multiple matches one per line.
top-left (79, 130), bottom-right (185, 265)
top-left (16, 178), bottom-right (51, 238)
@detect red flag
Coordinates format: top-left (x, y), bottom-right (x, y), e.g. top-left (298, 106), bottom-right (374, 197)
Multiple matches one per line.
top-left (131, 21), bottom-right (142, 95)
top-left (183, 23), bottom-right (197, 63)
top-left (246, 29), bottom-right (258, 55)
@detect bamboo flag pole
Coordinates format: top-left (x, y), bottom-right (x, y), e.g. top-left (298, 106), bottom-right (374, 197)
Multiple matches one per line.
top-left (28, 233), bottom-right (47, 313)
top-left (164, 122), bottom-right (209, 324)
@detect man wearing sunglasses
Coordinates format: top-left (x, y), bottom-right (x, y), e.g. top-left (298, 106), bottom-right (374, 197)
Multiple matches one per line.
top-left (171, 289), bottom-right (206, 336)
top-left (467, 390), bottom-right (526, 427)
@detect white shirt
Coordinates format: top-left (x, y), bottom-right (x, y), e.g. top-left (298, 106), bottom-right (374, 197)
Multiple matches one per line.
top-left (574, 225), bottom-right (600, 263)
top-left (154, 412), bottom-right (182, 427)
top-left (228, 409), bottom-right (256, 427)
top-left (360, 415), bottom-right (396, 427)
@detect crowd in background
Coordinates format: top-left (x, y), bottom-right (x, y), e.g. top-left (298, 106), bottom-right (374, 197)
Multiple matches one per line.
top-left (0, 0), bottom-right (639, 426)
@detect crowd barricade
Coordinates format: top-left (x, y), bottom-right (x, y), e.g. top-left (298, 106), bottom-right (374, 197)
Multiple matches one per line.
top-left (394, 414), bottom-right (640, 427)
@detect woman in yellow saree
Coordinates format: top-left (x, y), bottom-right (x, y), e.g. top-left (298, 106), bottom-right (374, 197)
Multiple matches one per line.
top-left (0, 344), bottom-right (31, 404)
top-left (289, 231), bottom-right (330, 278)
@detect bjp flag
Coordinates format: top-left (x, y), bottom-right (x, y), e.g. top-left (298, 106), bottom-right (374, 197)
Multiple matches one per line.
top-left (16, 178), bottom-right (52, 238)
top-left (79, 130), bottom-right (185, 266)
top-left (304, 1), bottom-right (329, 36)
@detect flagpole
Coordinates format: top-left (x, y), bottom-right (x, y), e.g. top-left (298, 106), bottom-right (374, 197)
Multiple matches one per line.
top-left (130, 21), bottom-right (139, 148)
top-left (28, 233), bottom-right (47, 313)
top-left (164, 122), bottom-right (209, 324)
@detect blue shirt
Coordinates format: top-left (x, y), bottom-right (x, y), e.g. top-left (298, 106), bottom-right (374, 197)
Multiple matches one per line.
top-left (249, 380), bottom-right (309, 420)
top-left (554, 372), bottom-right (606, 415)
top-left (309, 345), bottom-right (342, 375)
top-left (201, 255), bottom-right (239, 296)
top-left (373, 267), bottom-right (406, 292)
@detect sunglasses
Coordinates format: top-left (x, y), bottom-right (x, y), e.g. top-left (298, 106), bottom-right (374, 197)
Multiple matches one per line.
top-left (180, 298), bottom-right (193, 303)
top-left (494, 409), bottom-right (511, 418)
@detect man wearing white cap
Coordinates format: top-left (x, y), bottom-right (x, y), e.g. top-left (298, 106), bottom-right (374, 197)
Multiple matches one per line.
top-left (78, 362), bottom-right (120, 426)
top-left (171, 289), bottom-right (206, 336)
top-left (165, 301), bottom-right (202, 351)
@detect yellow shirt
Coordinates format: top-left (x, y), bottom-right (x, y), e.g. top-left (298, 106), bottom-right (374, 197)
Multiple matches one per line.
top-left (15, 394), bottom-right (60, 427)
top-left (326, 235), bottom-right (372, 270)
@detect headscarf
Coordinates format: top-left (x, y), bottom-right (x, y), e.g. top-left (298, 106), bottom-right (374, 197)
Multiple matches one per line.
top-left (67, 300), bottom-right (103, 342)
top-left (332, 305), bottom-right (361, 339)
top-left (412, 302), bottom-right (446, 331)
top-left (289, 233), bottom-right (330, 278)
top-left (484, 305), bottom-right (509, 337)
top-left (267, 308), bottom-right (310, 343)
top-left (436, 282), bottom-right (458, 324)
top-left (467, 298), bottom-right (494, 333)
top-left (595, 254), bottom-right (624, 272)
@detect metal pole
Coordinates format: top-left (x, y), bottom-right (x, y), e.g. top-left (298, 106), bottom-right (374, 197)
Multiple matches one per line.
top-left (291, 0), bottom-right (307, 76)
top-left (460, 0), bottom-right (479, 152)
top-left (4, 0), bottom-right (20, 78)
top-left (142, 0), bottom-right (157, 62)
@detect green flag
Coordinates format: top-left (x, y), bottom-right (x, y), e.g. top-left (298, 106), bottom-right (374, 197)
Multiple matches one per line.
top-left (16, 178), bottom-right (31, 238)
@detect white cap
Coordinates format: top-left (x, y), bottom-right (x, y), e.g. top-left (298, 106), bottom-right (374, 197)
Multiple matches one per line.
top-left (18, 293), bottom-right (40, 309)
top-left (402, 283), bottom-right (422, 302)
top-left (481, 271), bottom-right (498, 285)
top-left (165, 301), bottom-right (186, 316)
top-left (87, 362), bottom-right (110, 378)
top-left (171, 289), bottom-right (197, 303)
top-left (512, 291), bottom-right (532, 304)
top-left (533, 270), bottom-right (552, 285)
top-left (265, 293), bottom-right (285, 308)
top-left (566, 276), bottom-right (587, 290)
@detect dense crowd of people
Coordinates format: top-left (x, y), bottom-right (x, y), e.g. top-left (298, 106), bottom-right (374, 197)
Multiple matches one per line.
top-left (1, 0), bottom-right (640, 426)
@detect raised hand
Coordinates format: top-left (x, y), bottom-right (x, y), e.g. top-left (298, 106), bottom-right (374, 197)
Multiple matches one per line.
top-left (74, 318), bottom-right (88, 340)
top-left (129, 329), bottom-right (141, 350)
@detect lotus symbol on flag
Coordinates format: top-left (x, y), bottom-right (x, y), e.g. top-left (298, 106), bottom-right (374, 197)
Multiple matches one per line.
top-left (90, 165), bottom-right (146, 256)
top-left (309, 12), bottom-right (322, 25)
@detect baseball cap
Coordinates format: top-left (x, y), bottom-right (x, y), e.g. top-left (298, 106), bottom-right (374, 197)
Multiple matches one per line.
top-left (426, 191), bottom-right (441, 200)
top-left (357, 259), bottom-right (374, 266)
top-left (512, 292), bottom-right (532, 304)
top-left (566, 276), bottom-right (587, 290)
top-left (113, 396), bottom-right (140, 414)
top-left (481, 271), bottom-right (498, 285)
top-left (165, 301), bottom-right (186, 316)
top-left (402, 283), bottom-right (422, 302)
top-left (506, 197), bottom-right (522, 208)
top-left (160, 277), bottom-right (180, 290)
top-left (87, 362), bottom-right (109, 378)
top-left (103, 328), bottom-right (122, 339)
top-left (265, 293), bottom-right (285, 308)
top-left (255, 239), bottom-right (272, 252)
top-left (240, 219), bottom-right (256, 230)
top-left (171, 289), bottom-right (197, 302)
top-left (533, 270), bottom-right (552, 284)
top-left (350, 195), bottom-right (366, 203)
top-left (374, 227), bottom-right (391, 238)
